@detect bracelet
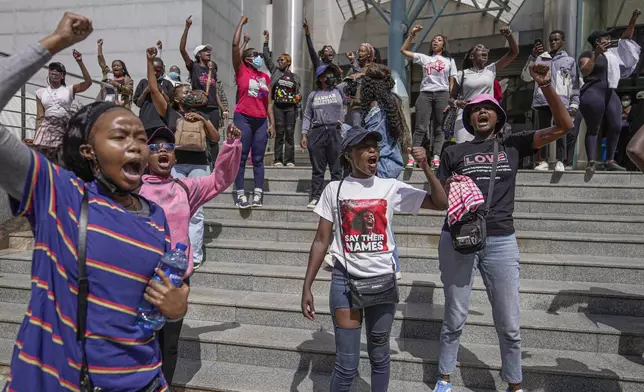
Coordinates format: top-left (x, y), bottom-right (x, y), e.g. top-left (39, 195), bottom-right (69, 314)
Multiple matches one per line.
top-left (538, 82), bottom-right (551, 88)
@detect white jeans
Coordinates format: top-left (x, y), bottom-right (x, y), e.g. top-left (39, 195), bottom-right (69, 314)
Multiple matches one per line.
top-left (172, 163), bottom-right (210, 264)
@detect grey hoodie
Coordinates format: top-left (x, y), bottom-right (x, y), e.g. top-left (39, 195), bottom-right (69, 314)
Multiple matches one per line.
top-left (521, 50), bottom-right (579, 110)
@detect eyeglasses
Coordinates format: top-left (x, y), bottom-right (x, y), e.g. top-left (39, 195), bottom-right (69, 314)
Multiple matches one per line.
top-left (246, 52), bottom-right (261, 58)
top-left (148, 143), bottom-right (176, 153)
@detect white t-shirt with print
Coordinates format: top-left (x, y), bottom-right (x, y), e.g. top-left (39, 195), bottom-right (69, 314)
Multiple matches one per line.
top-left (414, 53), bottom-right (457, 92)
top-left (314, 176), bottom-right (427, 278)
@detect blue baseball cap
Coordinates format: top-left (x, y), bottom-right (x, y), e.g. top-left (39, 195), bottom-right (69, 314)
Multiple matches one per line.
top-left (341, 126), bottom-right (381, 152)
top-left (315, 63), bottom-right (341, 78)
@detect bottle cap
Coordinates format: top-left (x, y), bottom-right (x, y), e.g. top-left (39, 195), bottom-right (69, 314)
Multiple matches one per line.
top-left (176, 243), bottom-right (188, 251)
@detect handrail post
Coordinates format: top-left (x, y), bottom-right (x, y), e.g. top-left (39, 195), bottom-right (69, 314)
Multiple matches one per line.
top-left (20, 85), bottom-right (26, 140)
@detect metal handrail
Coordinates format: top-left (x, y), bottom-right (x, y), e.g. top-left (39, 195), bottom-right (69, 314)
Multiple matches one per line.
top-left (0, 50), bottom-right (106, 140)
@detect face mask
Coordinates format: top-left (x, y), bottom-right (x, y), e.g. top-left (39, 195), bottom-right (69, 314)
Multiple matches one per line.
top-left (168, 72), bottom-right (180, 81)
top-left (252, 56), bottom-right (264, 68)
top-left (323, 75), bottom-right (337, 87)
top-left (622, 100), bottom-right (631, 107)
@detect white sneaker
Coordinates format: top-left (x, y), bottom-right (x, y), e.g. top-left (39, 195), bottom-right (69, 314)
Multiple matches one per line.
top-left (307, 199), bottom-right (318, 209)
top-left (273, 162), bottom-right (284, 167)
top-left (554, 161), bottom-right (565, 172)
top-left (406, 156), bottom-right (415, 168)
top-left (286, 162), bottom-right (295, 168)
top-left (431, 155), bottom-right (440, 169)
top-left (534, 161), bottom-right (549, 171)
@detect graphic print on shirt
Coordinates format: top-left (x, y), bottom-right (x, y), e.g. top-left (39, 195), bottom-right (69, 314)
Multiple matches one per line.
top-left (248, 75), bottom-right (269, 99)
top-left (198, 71), bottom-right (215, 88)
top-left (425, 59), bottom-right (446, 75)
top-left (462, 150), bottom-right (511, 180)
top-left (312, 91), bottom-right (341, 107)
top-left (340, 199), bottom-right (389, 253)
top-left (274, 74), bottom-right (297, 103)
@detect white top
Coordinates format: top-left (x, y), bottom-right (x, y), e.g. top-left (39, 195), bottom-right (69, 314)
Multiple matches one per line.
top-left (414, 53), bottom-right (457, 92)
top-left (35, 85), bottom-right (74, 118)
top-left (314, 176), bottom-right (427, 278)
top-left (454, 62), bottom-right (498, 143)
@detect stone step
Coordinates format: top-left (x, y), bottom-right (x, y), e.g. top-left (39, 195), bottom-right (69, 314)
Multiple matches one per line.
top-left (245, 167), bottom-right (644, 186)
top-left (181, 288), bottom-right (644, 356)
top-left (202, 219), bottom-right (644, 258)
top-left (187, 263), bottom-right (644, 317)
top-left (174, 320), bottom-right (644, 391)
top-left (204, 204), bottom-right (644, 235)
top-left (216, 191), bottom-right (644, 216)
top-left (171, 359), bottom-right (492, 392)
top-left (5, 239), bottom-right (644, 285)
top-left (200, 239), bottom-right (644, 285)
top-left (2, 288), bottom-right (639, 357)
top-left (232, 178), bottom-right (644, 200)
top-left (2, 262), bottom-right (643, 317)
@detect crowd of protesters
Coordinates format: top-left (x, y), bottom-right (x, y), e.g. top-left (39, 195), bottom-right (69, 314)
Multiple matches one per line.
top-left (1, 7), bottom-right (643, 392)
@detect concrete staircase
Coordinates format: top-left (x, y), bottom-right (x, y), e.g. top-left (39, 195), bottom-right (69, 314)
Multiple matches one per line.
top-left (2, 167), bottom-right (644, 391)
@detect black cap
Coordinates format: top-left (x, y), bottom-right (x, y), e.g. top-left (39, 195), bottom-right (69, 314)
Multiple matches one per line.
top-left (341, 126), bottom-right (382, 152)
top-left (147, 126), bottom-right (175, 144)
top-left (587, 29), bottom-right (614, 46)
top-left (48, 62), bottom-right (66, 74)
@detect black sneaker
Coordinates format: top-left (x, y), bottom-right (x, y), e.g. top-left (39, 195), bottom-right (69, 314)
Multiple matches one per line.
top-left (236, 194), bottom-right (251, 209)
top-left (585, 161), bottom-right (596, 175)
top-left (605, 161), bottom-right (627, 171)
top-left (251, 192), bottom-right (263, 208)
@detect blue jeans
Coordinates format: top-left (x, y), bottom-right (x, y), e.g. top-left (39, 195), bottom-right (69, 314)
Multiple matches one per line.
top-left (329, 264), bottom-right (395, 392)
top-left (172, 164), bottom-right (210, 264)
top-left (234, 113), bottom-right (268, 191)
top-left (437, 232), bottom-right (522, 384)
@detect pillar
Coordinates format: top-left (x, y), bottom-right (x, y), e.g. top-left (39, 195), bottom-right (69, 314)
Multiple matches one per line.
top-left (272, 0), bottom-right (309, 148)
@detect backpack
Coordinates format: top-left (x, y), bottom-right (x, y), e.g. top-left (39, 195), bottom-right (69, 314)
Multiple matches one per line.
top-left (175, 116), bottom-right (207, 152)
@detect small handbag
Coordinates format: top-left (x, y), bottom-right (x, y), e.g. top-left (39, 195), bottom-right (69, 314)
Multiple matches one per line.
top-left (442, 69), bottom-right (466, 139)
top-left (77, 189), bottom-right (161, 392)
top-left (449, 140), bottom-right (498, 255)
top-left (335, 178), bottom-right (399, 311)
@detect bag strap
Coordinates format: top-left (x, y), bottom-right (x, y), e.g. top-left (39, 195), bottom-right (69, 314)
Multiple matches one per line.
top-left (335, 177), bottom-right (350, 279)
top-left (76, 187), bottom-right (91, 387)
top-left (205, 63), bottom-right (213, 96)
top-left (174, 179), bottom-right (190, 198)
top-left (484, 140), bottom-right (499, 214)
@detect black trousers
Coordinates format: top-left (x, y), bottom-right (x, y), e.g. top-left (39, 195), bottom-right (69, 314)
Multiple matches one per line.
top-left (274, 104), bottom-right (297, 164)
top-left (534, 106), bottom-right (582, 166)
top-left (413, 90), bottom-right (450, 157)
top-left (307, 125), bottom-right (342, 200)
top-left (157, 277), bottom-right (190, 387)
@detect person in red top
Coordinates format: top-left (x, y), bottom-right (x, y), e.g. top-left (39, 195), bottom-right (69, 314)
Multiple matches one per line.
top-left (232, 16), bottom-right (275, 209)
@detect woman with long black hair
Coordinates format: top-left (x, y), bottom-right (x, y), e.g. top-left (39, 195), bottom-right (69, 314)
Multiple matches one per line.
top-left (402, 25), bottom-right (457, 169)
top-left (96, 38), bottom-right (133, 108)
top-left (32, 49), bottom-right (92, 160)
top-left (450, 26), bottom-right (518, 144)
top-left (0, 13), bottom-right (188, 391)
top-left (579, 8), bottom-right (641, 174)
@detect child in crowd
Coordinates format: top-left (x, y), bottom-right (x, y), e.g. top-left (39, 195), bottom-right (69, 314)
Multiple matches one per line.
top-left (138, 124), bottom-right (241, 385)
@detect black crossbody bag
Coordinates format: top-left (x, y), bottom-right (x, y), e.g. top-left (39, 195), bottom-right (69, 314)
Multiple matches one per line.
top-left (77, 189), bottom-right (161, 392)
top-left (449, 140), bottom-right (498, 254)
top-left (335, 178), bottom-right (399, 310)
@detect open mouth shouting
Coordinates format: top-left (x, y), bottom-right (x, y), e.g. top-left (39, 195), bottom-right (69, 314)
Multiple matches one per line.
top-left (157, 153), bottom-right (171, 171)
top-left (121, 158), bottom-right (145, 185)
top-left (477, 111), bottom-right (490, 129)
top-left (367, 155), bottom-right (378, 173)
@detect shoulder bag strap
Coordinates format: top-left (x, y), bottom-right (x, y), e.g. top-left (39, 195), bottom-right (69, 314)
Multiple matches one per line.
top-left (76, 188), bottom-right (91, 387)
top-left (174, 179), bottom-right (190, 198)
top-left (484, 140), bottom-right (499, 214)
top-left (335, 178), bottom-right (350, 279)
top-left (205, 63), bottom-right (213, 96)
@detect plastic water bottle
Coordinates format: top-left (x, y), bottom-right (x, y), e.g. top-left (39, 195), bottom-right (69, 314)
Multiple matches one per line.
top-left (136, 243), bottom-right (189, 330)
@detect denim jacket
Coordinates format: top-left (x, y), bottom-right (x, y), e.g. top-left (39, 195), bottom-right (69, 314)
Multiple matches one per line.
top-left (365, 104), bottom-right (404, 179)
